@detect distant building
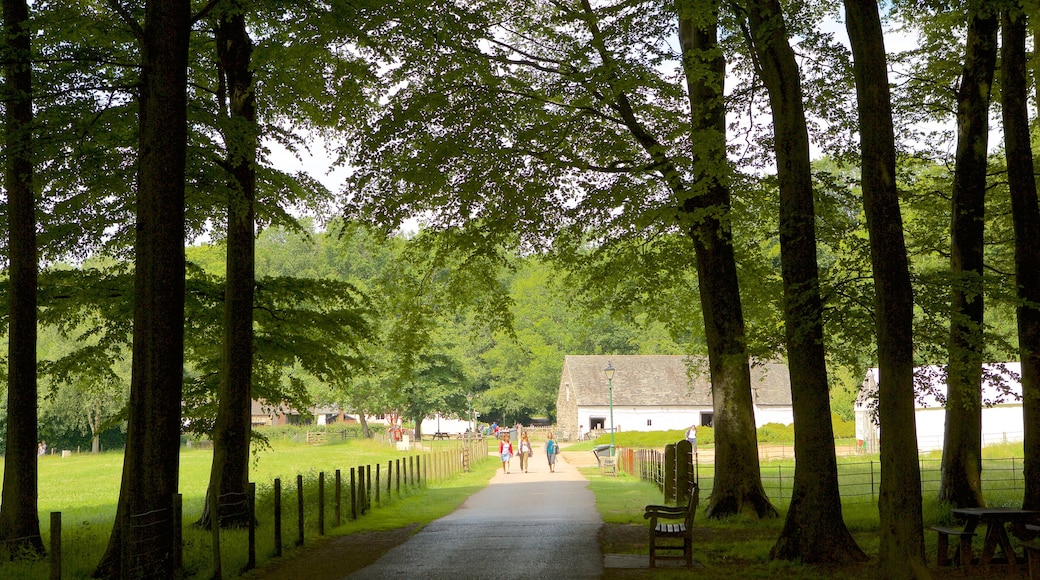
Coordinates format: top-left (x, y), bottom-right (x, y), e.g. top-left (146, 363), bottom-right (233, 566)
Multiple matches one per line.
top-left (555, 354), bottom-right (794, 442)
top-left (855, 363), bottom-right (1025, 453)
top-left (249, 400), bottom-right (347, 427)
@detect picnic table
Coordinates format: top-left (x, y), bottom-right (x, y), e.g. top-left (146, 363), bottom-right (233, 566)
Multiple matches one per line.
top-left (950, 507), bottom-right (1040, 566)
top-left (431, 432), bottom-right (451, 440)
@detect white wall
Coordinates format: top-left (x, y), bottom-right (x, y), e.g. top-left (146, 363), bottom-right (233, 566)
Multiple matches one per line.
top-left (576, 405), bottom-right (793, 435)
top-left (858, 404), bottom-right (1024, 453)
top-left (916, 404), bottom-right (1025, 451)
top-left (753, 406), bottom-right (795, 427)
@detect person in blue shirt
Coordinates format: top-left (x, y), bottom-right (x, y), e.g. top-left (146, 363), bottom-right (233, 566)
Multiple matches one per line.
top-left (545, 432), bottom-right (559, 473)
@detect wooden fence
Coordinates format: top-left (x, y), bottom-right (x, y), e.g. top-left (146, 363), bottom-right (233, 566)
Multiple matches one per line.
top-left (39, 438), bottom-right (489, 579)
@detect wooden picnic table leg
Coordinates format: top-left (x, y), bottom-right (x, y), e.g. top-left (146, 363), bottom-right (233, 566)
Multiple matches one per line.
top-left (979, 522), bottom-right (1007, 566)
top-left (994, 523), bottom-right (1018, 565)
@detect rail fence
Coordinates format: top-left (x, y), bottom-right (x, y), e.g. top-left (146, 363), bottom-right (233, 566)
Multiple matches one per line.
top-left (623, 443), bottom-right (1030, 508)
top-left (29, 438), bottom-right (489, 579)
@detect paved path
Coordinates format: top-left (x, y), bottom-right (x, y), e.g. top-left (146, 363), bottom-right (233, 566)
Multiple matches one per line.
top-left (346, 446), bottom-right (603, 580)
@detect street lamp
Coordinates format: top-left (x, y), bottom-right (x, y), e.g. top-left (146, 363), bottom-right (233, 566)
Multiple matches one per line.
top-left (604, 360), bottom-right (615, 456)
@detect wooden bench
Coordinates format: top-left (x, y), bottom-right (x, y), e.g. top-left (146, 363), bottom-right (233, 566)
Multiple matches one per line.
top-left (932, 526), bottom-right (974, 566)
top-left (644, 484), bottom-right (699, 568)
top-left (1021, 541), bottom-right (1040, 580)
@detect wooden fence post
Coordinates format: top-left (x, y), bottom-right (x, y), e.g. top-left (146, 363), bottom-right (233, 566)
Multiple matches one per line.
top-left (350, 467), bottom-right (357, 520)
top-left (296, 474), bottom-right (304, 547)
top-left (358, 465), bottom-right (366, 516)
top-left (366, 464), bottom-right (373, 510)
top-left (335, 469), bottom-right (342, 527)
top-left (318, 472), bottom-right (325, 535)
top-left (50, 512), bottom-right (61, 580)
top-left (664, 443), bottom-right (676, 503)
top-left (376, 464), bottom-right (381, 506)
top-left (274, 478), bottom-right (282, 557)
top-left (396, 459), bottom-right (401, 496)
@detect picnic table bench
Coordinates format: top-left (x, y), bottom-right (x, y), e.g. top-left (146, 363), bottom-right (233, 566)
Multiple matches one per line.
top-left (932, 525), bottom-right (974, 566)
top-left (936, 507), bottom-right (1040, 568)
top-left (431, 432), bottom-right (450, 440)
top-left (644, 484), bottom-right (699, 568)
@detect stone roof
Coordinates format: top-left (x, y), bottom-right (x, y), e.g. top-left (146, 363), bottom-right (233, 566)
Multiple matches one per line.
top-left (562, 354), bottom-right (791, 407)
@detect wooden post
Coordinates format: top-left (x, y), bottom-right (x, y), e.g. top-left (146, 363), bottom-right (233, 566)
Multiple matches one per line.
top-left (318, 472), bottom-right (325, 535)
top-left (664, 443), bottom-right (676, 503)
top-left (173, 493), bottom-right (182, 578)
top-left (358, 465), bottom-right (366, 515)
top-left (375, 463), bottom-right (381, 506)
top-left (296, 474), bottom-right (304, 547)
top-left (246, 483), bottom-right (255, 572)
top-left (350, 467), bottom-right (357, 520)
top-left (366, 464), bottom-right (373, 510)
top-left (274, 478), bottom-right (282, 557)
top-left (50, 512), bottom-right (61, 580)
top-left (396, 459), bottom-right (401, 496)
top-left (335, 469), bottom-right (342, 527)
top-left (676, 440), bottom-right (692, 504)
top-left (211, 486), bottom-right (222, 580)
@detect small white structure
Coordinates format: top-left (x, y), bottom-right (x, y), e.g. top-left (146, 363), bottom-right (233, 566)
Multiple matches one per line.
top-left (420, 414), bottom-right (471, 435)
top-left (856, 363), bottom-right (1025, 453)
top-left (555, 354), bottom-right (793, 442)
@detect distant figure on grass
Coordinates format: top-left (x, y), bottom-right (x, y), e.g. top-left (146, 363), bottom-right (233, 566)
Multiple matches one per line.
top-left (499, 433), bottom-right (514, 474)
top-left (545, 432), bottom-right (559, 473)
top-left (686, 424), bottom-right (697, 453)
top-left (518, 432), bottom-right (532, 473)
top-left (38, 441), bottom-right (47, 456)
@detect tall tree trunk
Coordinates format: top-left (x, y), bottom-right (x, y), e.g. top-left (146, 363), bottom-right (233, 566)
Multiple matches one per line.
top-left (1000, 7), bottom-right (1040, 511)
top-left (676, 0), bottom-right (775, 519)
top-left (844, 1), bottom-right (926, 576)
top-left (360, 412), bottom-right (372, 438)
top-left (939, 6), bottom-right (997, 508)
top-left (199, 0), bottom-right (257, 530)
top-left (94, 1), bottom-right (190, 577)
top-left (0, 0), bottom-right (44, 556)
top-left (739, 0), bottom-right (861, 559)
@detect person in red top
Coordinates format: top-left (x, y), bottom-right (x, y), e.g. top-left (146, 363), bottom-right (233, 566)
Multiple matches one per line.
top-left (499, 433), bottom-right (514, 474)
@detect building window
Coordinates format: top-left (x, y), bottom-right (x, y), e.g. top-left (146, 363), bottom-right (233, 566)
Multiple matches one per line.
top-left (647, 419), bottom-right (652, 426)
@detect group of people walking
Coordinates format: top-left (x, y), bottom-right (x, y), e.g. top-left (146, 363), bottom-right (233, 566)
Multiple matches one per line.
top-left (498, 431), bottom-right (559, 474)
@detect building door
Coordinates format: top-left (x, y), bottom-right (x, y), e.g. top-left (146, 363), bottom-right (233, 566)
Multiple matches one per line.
top-left (700, 412), bottom-right (714, 427)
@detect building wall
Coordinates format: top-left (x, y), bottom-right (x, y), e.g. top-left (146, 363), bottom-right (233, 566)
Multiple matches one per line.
top-left (556, 370), bottom-right (580, 441)
top-left (856, 404), bottom-right (1024, 453)
top-left (754, 406), bottom-right (796, 427)
top-left (916, 405), bottom-right (1024, 452)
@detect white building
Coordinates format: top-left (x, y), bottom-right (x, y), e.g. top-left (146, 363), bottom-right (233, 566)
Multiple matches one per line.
top-left (555, 354), bottom-right (794, 442)
top-left (855, 363), bottom-right (1025, 453)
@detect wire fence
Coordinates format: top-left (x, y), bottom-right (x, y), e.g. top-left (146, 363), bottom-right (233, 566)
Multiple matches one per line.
top-left (626, 446), bottom-right (1030, 508)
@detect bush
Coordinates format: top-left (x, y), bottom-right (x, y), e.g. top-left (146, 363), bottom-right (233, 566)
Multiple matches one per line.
top-left (757, 422), bottom-right (794, 442)
top-left (832, 413), bottom-right (856, 439)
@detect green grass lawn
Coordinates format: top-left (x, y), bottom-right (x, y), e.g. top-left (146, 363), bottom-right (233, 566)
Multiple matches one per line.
top-left (0, 435), bottom-right (496, 579)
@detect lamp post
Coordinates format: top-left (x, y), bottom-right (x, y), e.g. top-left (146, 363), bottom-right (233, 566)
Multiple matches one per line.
top-left (467, 393), bottom-right (474, 435)
top-left (604, 360), bottom-right (615, 456)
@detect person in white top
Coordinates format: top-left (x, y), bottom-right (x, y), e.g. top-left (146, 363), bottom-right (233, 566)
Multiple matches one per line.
top-left (686, 424), bottom-right (697, 452)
